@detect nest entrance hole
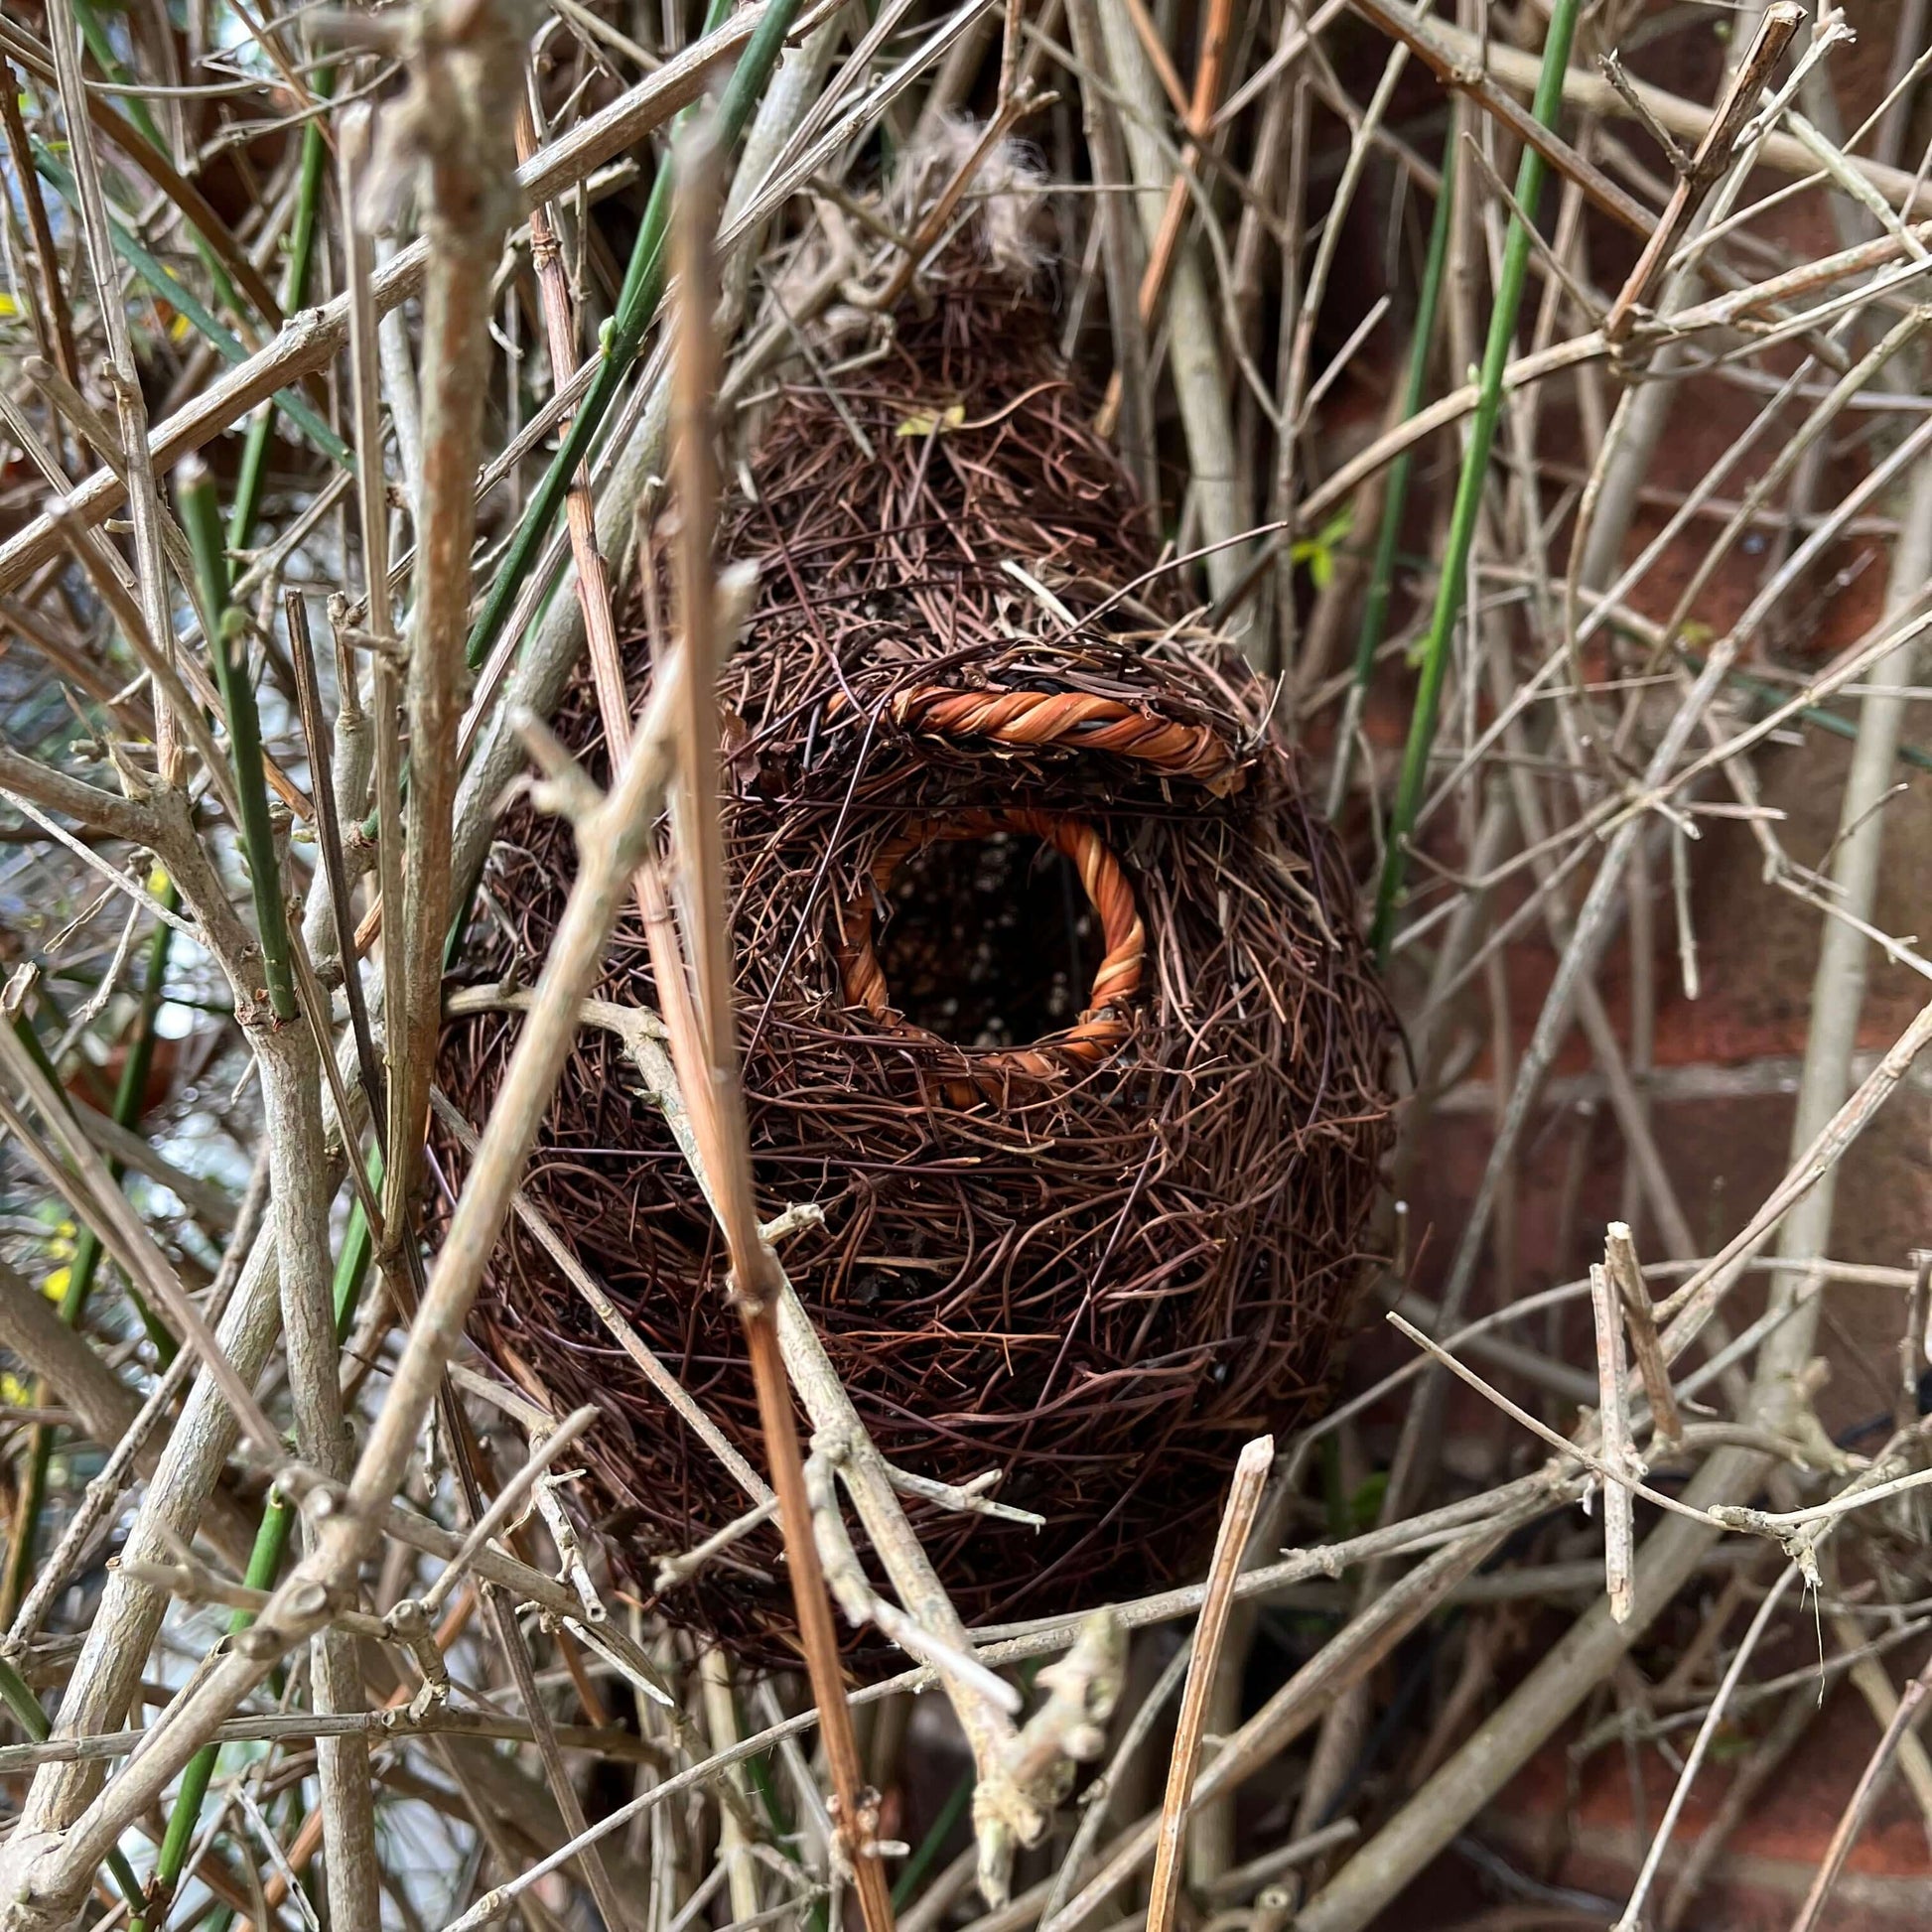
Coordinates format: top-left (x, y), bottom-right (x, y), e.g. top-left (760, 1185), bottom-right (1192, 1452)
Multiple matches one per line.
top-left (874, 832), bottom-right (1095, 1048)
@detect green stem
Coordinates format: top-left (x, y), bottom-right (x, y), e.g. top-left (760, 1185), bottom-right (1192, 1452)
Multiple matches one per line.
top-left (30, 143), bottom-right (349, 468)
top-left (132, 1499), bottom-right (297, 1932)
top-left (1675, 645), bottom-right (1932, 775)
top-left (227, 73), bottom-right (335, 554)
top-left (892, 1767), bottom-right (973, 1909)
top-left (177, 471), bottom-right (297, 1025)
top-left (1369, 0), bottom-right (1582, 964)
top-left (463, 0), bottom-right (800, 673)
top-left (334, 1180), bottom-right (377, 1343)
top-left (1345, 146), bottom-right (1455, 713)
top-left (65, 0), bottom-right (244, 324)
top-left (0, 1654), bottom-right (49, 1738)
top-left (134, 1176), bottom-right (377, 1932)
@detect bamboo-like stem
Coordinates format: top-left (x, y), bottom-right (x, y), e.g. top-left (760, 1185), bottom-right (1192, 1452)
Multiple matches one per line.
top-left (24, 141), bottom-right (345, 468)
top-left (257, 953), bottom-right (381, 1921)
top-left (1093, 0), bottom-right (1244, 613)
top-left (226, 69), bottom-right (335, 554)
top-left (1296, 304), bottom-right (1932, 1932)
top-left (0, 7), bottom-right (772, 598)
top-left (44, 0), bottom-right (185, 783)
top-left (62, 0), bottom-right (254, 325)
top-left (132, 1505), bottom-right (296, 1932)
top-left (0, 678), bottom-right (689, 1930)
top-left (464, 0), bottom-right (807, 675)
top-left (176, 462), bottom-right (296, 1025)
top-left (512, 78), bottom-right (629, 797)
top-left (1368, 0), bottom-right (1583, 958)
top-left (286, 594), bottom-right (383, 1115)
top-left (0, 1236), bottom-right (293, 1887)
top-left (701, 1648), bottom-right (766, 1925)
top-left (1062, 0), bottom-right (1154, 499)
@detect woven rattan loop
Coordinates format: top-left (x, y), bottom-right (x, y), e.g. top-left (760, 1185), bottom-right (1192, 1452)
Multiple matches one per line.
top-left (838, 807), bottom-right (1145, 1100)
top-left (892, 685), bottom-right (1246, 796)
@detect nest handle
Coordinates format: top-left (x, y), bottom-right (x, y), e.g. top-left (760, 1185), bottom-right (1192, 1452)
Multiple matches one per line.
top-left (894, 685), bottom-right (1245, 795)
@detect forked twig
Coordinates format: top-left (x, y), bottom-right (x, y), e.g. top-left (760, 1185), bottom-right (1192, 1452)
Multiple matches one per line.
top-left (1602, 2), bottom-right (1805, 343)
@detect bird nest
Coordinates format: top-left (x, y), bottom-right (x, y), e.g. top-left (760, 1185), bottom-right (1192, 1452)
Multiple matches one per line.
top-left (437, 273), bottom-right (1394, 1663)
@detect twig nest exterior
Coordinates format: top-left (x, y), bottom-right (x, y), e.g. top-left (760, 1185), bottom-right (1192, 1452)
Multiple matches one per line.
top-left (439, 277), bottom-right (1394, 1662)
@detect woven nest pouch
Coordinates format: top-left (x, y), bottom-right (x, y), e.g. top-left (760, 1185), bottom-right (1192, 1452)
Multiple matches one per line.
top-left (437, 268), bottom-right (1395, 1664)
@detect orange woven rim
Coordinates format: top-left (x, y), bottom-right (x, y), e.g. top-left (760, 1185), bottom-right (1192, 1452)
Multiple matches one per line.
top-left (892, 685), bottom-right (1246, 796)
top-left (838, 807), bottom-right (1145, 1105)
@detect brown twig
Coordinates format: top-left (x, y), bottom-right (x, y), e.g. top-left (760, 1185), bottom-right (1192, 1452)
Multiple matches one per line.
top-left (0, 63), bottom-right (79, 388)
top-left (1606, 1222), bottom-right (1682, 1448)
top-left (1602, 2), bottom-right (1805, 343)
top-left (1092, 0), bottom-right (1234, 437)
top-left (1790, 1650), bottom-right (1932, 1929)
top-left (661, 114), bottom-right (895, 1932)
top-left (1587, 1265), bottom-right (1637, 1625)
top-left (1145, 1437), bottom-right (1274, 1932)
top-left (1343, 0), bottom-right (1652, 237)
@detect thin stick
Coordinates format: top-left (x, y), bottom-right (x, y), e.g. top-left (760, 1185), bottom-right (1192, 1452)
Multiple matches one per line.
top-left (1091, 0), bottom-right (1234, 437)
top-left (664, 116), bottom-right (894, 1932)
top-left (1587, 1266), bottom-right (1636, 1624)
top-left (0, 661), bottom-right (690, 1924)
top-left (1607, 1221), bottom-right (1682, 1447)
top-left (1603, 3), bottom-right (1804, 342)
top-left (426, 1078), bottom-right (771, 1508)
top-left (1145, 1438), bottom-right (1274, 1932)
top-left (0, 5), bottom-right (780, 598)
top-left (0, 1027), bottom-right (280, 1457)
top-left (1345, 0), bottom-right (1649, 236)
top-left (384, 0), bottom-right (525, 1231)
top-left (1612, 1568), bottom-right (1798, 1931)
top-left (0, 63), bottom-right (79, 387)
top-left (45, 0), bottom-right (183, 781)
top-left (1789, 1652), bottom-right (1932, 1931)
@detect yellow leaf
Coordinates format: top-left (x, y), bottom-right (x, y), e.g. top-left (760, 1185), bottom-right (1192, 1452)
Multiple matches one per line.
top-left (896, 402), bottom-right (965, 439)
top-left (0, 294), bottom-right (17, 320)
top-left (147, 862), bottom-right (170, 895)
top-left (42, 1268), bottom-right (69, 1302)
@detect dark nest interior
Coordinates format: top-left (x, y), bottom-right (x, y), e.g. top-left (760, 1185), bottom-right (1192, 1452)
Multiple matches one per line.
top-left (436, 270), bottom-right (1396, 1663)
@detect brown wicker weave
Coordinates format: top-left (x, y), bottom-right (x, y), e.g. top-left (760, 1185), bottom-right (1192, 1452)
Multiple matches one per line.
top-left (437, 271), bottom-right (1394, 1664)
